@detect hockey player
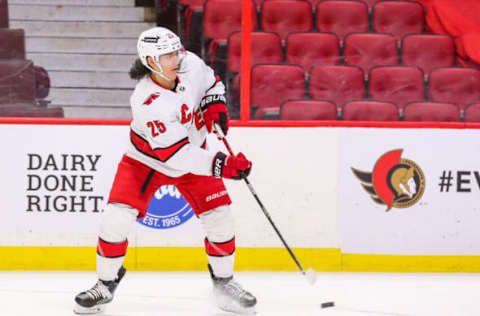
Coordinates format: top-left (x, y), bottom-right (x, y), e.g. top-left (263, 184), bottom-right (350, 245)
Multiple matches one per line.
top-left (74, 27), bottom-right (257, 314)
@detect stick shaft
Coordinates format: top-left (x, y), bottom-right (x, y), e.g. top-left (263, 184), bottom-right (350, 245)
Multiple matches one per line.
top-left (218, 134), bottom-right (307, 274)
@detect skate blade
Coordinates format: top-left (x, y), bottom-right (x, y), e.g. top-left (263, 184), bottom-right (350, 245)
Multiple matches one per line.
top-left (218, 305), bottom-right (256, 315)
top-left (73, 303), bottom-right (106, 314)
top-left (215, 297), bottom-right (257, 315)
top-left (212, 290), bottom-right (257, 315)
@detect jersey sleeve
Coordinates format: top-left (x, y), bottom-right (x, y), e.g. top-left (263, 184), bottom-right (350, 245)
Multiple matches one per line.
top-left (131, 110), bottom-right (215, 176)
top-left (202, 59), bottom-right (226, 96)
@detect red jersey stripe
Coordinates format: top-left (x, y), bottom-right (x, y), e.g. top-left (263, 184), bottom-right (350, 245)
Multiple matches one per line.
top-left (130, 130), bottom-right (190, 162)
top-left (204, 237), bottom-right (235, 257)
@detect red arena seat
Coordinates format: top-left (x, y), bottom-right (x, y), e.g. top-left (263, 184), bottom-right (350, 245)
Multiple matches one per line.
top-left (226, 31), bottom-right (282, 109)
top-left (372, 1), bottom-right (424, 39)
top-left (315, 0), bottom-right (369, 40)
top-left (251, 64), bottom-right (305, 119)
top-left (403, 101), bottom-right (460, 122)
top-left (401, 34), bottom-right (456, 76)
top-left (227, 31), bottom-right (282, 73)
top-left (0, 60), bottom-right (36, 105)
top-left (309, 65), bottom-right (365, 110)
top-left (0, 0), bottom-right (8, 28)
top-left (202, 0), bottom-right (257, 61)
top-left (342, 100), bottom-right (399, 121)
top-left (428, 67), bottom-right (480, 110)
top-left (368, 66), bottom-right (425, 110)
top-left (33, 65), bottom-right (50, 100)
top-left (0, 28), bottom-right (25, 59)
top-left (261, 0), bottom-right (313, 41)
top-left (344, 33), bottom-right (398, 74)
top-left (280, 99), bottom-right (337, 120)
top-left (178, 0), bottom-right (204, 18)
top-left (177, 0), bottom-right (204, 40)
top-left (464, 103), bottom-right (480, 122)
top-left (286, 32), bottom-right (340, 71)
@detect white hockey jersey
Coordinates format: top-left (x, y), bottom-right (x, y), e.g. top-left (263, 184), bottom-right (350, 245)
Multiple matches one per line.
top-left (125, 51), bottom-right (225, 178)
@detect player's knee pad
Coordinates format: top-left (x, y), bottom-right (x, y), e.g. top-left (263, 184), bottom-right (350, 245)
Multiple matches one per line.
top-left (99, 203), bottom-right (138, 243)
top-left (199, 204), bottom-right (234, 242)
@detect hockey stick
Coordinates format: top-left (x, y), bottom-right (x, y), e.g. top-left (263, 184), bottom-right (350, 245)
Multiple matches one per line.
top-left (213, 124), bottom-right (317, 285)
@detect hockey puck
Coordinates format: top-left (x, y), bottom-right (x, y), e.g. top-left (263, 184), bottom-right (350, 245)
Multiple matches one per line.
top-left (321, 301), bottom-right (335, 308)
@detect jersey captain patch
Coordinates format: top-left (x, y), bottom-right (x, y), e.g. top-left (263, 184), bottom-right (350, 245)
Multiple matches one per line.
top-left (181, 104), bottom-right (192, 124)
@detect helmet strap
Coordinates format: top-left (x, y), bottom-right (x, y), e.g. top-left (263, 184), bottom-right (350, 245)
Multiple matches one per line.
top-left (145, 51), bottom-right (184, 81)
top-left (145, 56), bottom-right (170, 80)
top-left (150, 64), bottom-right (170, 81)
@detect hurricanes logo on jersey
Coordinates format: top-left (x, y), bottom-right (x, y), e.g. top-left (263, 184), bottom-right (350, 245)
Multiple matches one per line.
top-left (138, 185), bottom-right (194, 229)
top-left (143, 93), bottom-right (160, 105)
top-left (351, 149), bottom-right (425, 211)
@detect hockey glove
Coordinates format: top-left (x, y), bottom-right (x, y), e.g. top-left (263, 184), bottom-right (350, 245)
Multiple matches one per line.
top-left (212, 152), bottom-right (252, 180)
top-left (201, 94), bottom-right (230, 135)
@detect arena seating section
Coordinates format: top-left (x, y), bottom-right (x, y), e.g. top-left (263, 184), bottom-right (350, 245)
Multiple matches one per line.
top-left (0, 0), bottom-right (59, 117)
top-left (3, 0), bottom-right (478, 121)
top-left (176, 0), bottom-right (480, 121)
top-left (464, 103), bottom-right (480, 123)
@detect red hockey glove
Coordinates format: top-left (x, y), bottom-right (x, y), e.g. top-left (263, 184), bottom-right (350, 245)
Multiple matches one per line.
top-left (212, 152), bottom-right (252, 180)
top-left (201, 94), bottom-right (230, 135)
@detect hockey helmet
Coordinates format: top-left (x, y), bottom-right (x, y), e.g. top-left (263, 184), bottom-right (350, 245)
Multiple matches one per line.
top-left (137, 27), bottom-right (185, 78)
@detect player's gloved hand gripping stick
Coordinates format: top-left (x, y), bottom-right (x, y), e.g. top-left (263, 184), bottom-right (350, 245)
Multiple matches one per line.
top-left (213, 123), bottom-right (317, 286)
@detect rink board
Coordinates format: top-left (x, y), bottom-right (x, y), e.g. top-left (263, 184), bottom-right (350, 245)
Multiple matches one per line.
top-left (0, 119), bottom-right (480, 271)
top-left (339, 128), bottom-right (480, 256)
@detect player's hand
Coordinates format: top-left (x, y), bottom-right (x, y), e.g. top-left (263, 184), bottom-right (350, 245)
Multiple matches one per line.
top-left (200, 95), bottom-right (230, 135)
top-left (212, 152), bottom-right (252, 180)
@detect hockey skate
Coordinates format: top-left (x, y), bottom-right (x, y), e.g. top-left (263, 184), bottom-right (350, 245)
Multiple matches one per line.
top-left (208, 264), bottom-right (257, 314)
top-left (74, 266), bottom-right (126, 314)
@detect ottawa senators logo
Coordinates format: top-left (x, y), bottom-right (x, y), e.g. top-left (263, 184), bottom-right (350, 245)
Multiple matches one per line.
top-left (351, 149), bottom-right (425, 211)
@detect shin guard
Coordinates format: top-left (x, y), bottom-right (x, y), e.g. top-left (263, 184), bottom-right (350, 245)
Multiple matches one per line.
top-left (96, 203), bottom-right (138, 281)
top-left (199, 205), bottom-right (235, 278)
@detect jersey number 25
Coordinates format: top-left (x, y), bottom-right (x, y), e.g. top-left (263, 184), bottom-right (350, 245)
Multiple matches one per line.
top-left (147, 120), bottom-right (166, 137)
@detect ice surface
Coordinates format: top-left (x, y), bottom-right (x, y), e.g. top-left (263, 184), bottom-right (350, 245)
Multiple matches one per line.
top-left (0, 271), bottom-right (478, 316)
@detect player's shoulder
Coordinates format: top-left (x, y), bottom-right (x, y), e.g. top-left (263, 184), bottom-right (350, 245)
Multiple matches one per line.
top-left (179, 51), bottom-right (206, 72)
top-left (131, 76), bottom-right (178, 108)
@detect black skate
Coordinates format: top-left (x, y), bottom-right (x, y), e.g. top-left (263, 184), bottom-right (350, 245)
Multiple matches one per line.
top-left (74, 266), bottom-right (126, 314)
top-left (208, 264), bottom-right (257, 314)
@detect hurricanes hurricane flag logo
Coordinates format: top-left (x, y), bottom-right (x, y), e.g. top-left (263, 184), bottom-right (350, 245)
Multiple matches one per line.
top-left (351, 149), bottom-right (425, 211)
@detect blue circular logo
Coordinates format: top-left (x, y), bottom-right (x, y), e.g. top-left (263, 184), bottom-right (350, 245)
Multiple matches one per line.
top-left (137, 185), bottom-right (194, 229)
